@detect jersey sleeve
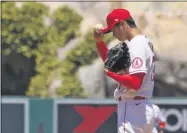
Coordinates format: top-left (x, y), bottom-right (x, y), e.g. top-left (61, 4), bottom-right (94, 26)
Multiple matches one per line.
top-left (128, 45), bottom-right (147, 75)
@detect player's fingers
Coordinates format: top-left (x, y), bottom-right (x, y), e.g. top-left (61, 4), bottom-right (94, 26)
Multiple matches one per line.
top-left (93, 24), bottom-right (104, 34)
top-left (94, 31), bottom-right (103, 38)
top-left (104, 68), bottom-right (109, 73)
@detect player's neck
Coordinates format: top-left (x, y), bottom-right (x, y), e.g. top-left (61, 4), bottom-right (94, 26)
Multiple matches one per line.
top-left (127, 28), bottom-right (141, 41)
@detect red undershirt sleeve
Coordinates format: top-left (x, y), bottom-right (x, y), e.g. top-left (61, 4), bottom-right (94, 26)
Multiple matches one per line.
top-left (106, 71), bottom-right (145, 90)
top-left (96, 41), bottom-right (108, 62)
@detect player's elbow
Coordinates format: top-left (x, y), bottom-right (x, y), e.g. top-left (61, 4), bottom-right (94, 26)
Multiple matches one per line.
top-left (121, 82), bottom-right (141, 90)
top-left (130, 73), bottom-right (145, 90)
top-left (131, 83), bottom-right (141, 90)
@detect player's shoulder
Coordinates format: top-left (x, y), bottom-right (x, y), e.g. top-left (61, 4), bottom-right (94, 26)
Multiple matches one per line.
top-left (128, 35), bottom-right (149, 48)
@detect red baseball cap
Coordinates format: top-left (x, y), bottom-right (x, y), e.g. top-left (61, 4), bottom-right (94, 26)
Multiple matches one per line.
top-left (102, 9), bottom-right (131, 34)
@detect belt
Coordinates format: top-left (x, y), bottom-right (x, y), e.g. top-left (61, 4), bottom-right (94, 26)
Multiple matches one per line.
top-left (118, 96), bottom-right (147, 101)
top-left (134, 96), bottom-right (147, 100)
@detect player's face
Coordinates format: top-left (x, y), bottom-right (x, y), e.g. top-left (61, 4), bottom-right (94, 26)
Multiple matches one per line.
top-left (112, 22), bottom-right (127, 41)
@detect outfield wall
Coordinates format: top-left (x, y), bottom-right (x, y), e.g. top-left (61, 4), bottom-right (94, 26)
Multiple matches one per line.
top-left (2, 97), bottom-right (187, 133)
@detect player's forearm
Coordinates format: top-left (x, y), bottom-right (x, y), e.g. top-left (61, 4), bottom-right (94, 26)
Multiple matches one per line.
top-left (96, 41), bottom-right (108, 61)
top-left (106, 72), bottom-right (145, 90)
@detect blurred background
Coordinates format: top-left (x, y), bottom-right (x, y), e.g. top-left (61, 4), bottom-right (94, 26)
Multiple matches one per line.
top-left (1, 1), bottom-right (187, 133)
top-left (2, 1), bottom-right (187, 98)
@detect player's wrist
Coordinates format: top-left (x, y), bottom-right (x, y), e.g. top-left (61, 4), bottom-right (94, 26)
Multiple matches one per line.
top-left (95, 39), bottom-right (104, 43)
top-left (94, 34), bottom-right (104, 43)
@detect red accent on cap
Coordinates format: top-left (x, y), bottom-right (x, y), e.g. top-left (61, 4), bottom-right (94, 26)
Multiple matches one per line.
top-left (102, 9), bottom-right (131, 34)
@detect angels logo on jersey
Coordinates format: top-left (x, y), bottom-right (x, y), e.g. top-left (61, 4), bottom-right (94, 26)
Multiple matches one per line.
top-left (132, 57), bottom-right (143, 68)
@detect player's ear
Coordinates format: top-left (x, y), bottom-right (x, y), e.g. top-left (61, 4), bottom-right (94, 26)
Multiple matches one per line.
top-left (122, 21), bottom-right (129, 28)
top-left (123, 21), bottom-right (130, 32)
top-left (119, 20), bottom-right (125, 26)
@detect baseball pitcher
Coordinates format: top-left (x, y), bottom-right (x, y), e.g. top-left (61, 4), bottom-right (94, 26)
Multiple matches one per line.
top-left (93, 9), bottom-right (155, 133)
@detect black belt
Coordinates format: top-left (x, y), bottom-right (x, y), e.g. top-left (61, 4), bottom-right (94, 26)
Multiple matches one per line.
top-left (118, 96), bottom-right (147, 101)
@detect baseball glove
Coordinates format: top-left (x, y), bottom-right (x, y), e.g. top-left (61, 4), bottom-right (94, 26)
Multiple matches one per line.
top-left (104, 42), bottom-right (131, 73)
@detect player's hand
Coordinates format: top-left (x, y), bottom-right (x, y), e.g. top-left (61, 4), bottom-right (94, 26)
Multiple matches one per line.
top-left (93, 24), bottom-right (104, 43)
top-left (104, 68), bottom-right (109, 73)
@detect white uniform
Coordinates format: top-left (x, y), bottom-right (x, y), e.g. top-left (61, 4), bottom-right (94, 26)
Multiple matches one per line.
top-left (152, 104), bottom-right (166, 133)
top-left (114, 35), bottom-right (155, 133)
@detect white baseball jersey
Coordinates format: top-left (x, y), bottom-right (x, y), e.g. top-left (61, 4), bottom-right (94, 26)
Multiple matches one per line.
top-left (114, 35), bottom-right (155, 99)
top-left (115, 35), bottom-right (155, 133)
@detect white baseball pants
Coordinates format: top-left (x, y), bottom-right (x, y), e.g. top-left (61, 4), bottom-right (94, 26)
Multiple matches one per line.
top-left (117, 99), bottom-right (154, 133)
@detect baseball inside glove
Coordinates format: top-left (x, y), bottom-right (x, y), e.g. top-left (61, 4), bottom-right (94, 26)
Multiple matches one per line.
top-left (104, 42), bottom-right (131, 73)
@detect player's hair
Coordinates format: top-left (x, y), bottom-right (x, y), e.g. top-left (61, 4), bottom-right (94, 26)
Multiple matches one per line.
top-left (125, 17), bottom-right (137, 28)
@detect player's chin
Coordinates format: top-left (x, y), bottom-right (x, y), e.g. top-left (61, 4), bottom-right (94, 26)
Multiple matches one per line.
top-left (116, 37), bottom-right (126, 42)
